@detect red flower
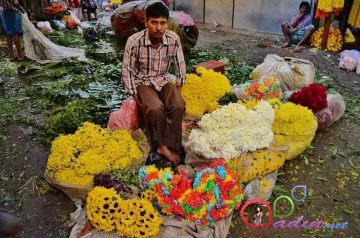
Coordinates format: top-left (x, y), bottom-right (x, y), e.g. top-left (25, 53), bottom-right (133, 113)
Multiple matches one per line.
top-left (290, 83), bottom-right (328, 111)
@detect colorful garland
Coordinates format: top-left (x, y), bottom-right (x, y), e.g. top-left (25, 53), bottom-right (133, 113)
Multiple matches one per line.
top-left (86, 186), bottom-right (163, 237)
top-left (46, 122), bottom-right (143, 186)
top-left (235, 76), bottom-right (283, 101)
top-left (181, 66), bottom-right (231, 119)
top-left (310, 26), bottom-right (343, 52)
top-left (139, 159), bottom-right (244, 226)
top-left (188, 101), bottom-right (274, 159)
top-left (290, 83), bottom-right (328, 111)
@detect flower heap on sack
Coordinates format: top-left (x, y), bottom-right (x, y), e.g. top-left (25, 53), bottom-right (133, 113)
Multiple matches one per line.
top-left (235, 76), bottom-right (283, 101)
top-left (139, 159), bottom-right (244, 226)
top-left (315, 0), bottom-right (344, 19)
top-left (86, 186), bottom-right (163, 237)
top-left (310, 26), bottom-right (343, 51)
top-left (268, 99), bottom-right (318, 145)
top-left (181, 66), bottom-right (231, 119)
top-left (46, 122), bottom-right (143, 186)
top-left (290, 83), bottom-right (328, 111)
top-left (44, 2), bottom-right (68, 15)
top-left (188, 101), bottom-right (275, 159)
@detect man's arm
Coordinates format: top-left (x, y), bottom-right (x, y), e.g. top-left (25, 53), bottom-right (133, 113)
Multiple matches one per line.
top-left (121, 37), bottom-right (146, 111)
top-left (290, 13), bottom-right (306, 32)
top-left (173, 37), bottom-right (186, 88)
top-left (122, 39), bottom-right (138, 96)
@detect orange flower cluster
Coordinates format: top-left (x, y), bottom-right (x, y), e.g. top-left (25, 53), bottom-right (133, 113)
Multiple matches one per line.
top-left (315, 0), bottom-right (344, 19)
top-left (45, 3), bottom-right (67, 15)
top-left (310, 26), bottom-right (343, 52)
top-left (61, 15), bottom-right (70, 22)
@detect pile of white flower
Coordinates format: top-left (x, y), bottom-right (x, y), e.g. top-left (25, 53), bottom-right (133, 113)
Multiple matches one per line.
top-left (188, 101), bottom-right (275, 159)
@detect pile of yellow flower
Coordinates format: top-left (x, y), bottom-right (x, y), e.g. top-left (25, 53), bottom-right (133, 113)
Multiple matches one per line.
top-left (86, 186), bottom-right (162, 237)
top-left (46, 122), bottom-right (143, 186)
top-left (181, 66), bottom-right (231, 119)
top-left (310, 26), bottom-right (343, 51)
top-left (268, 99), bottom-right (318, 159)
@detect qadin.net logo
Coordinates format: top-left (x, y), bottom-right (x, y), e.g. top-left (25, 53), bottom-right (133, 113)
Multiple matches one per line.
top-left (240, 185), bottom-right (348, 229)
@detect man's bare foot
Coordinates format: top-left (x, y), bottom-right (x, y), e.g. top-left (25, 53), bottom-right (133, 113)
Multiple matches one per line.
top-left (157, 145), bottom-right (181, 165)
top-left (281, 42), bottom-right (291, 48)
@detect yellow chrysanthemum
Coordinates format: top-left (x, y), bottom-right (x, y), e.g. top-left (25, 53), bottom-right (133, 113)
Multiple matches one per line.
top-left (46, 122), bottom-right (143, 186)
top-left (181, 67), bottom-right (231, 119)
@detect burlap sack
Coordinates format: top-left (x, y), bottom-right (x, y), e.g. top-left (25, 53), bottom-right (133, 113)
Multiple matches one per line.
top-left (249, 54), bottom-right (316, 91)
top-left (69, 209), bottom-right (232, 238)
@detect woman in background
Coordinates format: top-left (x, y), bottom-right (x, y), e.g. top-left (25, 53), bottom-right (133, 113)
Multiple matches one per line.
top-left (0, 0), bottom-right (26, 61)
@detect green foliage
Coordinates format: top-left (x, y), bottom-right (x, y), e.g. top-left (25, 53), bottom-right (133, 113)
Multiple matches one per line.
top-left (37, 99), bottom-right (109, 144)
top-left (0, 97), bottom-right (21, 134)
top-left (46, 30), bottom-right (87, 49)
top-left (218, 92), bottom-right (238, 106)
top-left (0, 61), bottom-right (18, 76)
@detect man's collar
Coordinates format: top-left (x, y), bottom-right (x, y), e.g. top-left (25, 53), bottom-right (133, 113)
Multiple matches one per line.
top-left (144, 30), bottom-right (169, 46)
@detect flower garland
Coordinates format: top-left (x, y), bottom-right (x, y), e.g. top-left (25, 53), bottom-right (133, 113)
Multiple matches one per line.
top-left (187, 101), bottom-right (274, 159)
top-left (46, 122), bottom-right (143, 186)
top-left (310, 26), bottom-right (343, 52)
top-left (348, 0), bottom-right (360, 28)
top-left (315, 0), bottom-right (344, 19)
top-left (290, 83), bottom-right (328, 111)
top-left (268, 98), bottom-right (317, 141)
top-left (235, 76), bottom-right (283, 101)
top-left (86, 186), bottom-right (163, 237)
top-left (181, 66), bottom-right (231, 119)
top-left (139, 159), bottom-right (244, 226)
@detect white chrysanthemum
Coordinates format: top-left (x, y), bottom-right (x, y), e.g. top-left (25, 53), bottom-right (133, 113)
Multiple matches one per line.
top-left (188, 101), bottom-right (274, 159)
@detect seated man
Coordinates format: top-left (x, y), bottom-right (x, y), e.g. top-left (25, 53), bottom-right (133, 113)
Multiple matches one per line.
top-left (121, 2), bottom-right (186, 164)
top-left (281, 1), bottom-right (314, 52)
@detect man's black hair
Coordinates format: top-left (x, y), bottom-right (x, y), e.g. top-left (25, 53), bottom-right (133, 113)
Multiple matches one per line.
top-left (146, 2), bottom-right (169, 19)
top-left (299, 1), bottom-right (310, 9)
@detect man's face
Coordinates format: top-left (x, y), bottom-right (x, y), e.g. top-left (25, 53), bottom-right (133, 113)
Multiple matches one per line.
top-left (145, 16), bottom-right (169, 41)
top-left (300, 6), bottom-right (308, 14)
